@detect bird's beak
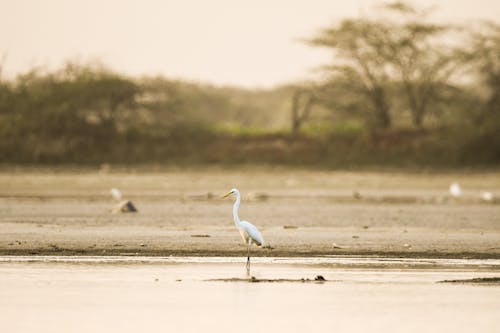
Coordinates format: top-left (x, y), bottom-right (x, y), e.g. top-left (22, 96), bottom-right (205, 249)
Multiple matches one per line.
top-left (222, 191), bottom-right (232, 199)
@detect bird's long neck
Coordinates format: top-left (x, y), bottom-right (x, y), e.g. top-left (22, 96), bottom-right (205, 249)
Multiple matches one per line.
top-left (233, 193), bottom-right (241, 227)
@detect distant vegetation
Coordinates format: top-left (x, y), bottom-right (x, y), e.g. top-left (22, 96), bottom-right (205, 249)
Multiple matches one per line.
top-left (0, 2), bottom-right (498, 168)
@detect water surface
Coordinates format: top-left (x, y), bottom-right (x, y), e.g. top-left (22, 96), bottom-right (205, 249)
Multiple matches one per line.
top-left (1, 256), bottom-right (499, 333)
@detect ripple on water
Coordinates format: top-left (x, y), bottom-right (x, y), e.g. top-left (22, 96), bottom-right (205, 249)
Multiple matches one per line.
top-left (0, 255), bottom-right (500, 270)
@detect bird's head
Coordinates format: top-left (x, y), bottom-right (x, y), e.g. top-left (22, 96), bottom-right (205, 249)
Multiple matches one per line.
top-left (222, 188), bottom-right (239, 199)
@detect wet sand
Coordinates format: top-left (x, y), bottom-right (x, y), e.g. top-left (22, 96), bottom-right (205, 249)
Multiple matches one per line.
top-left (1, 256), bottom-right (499, 333)
top-left (0, 169), bottom-right (499, 258)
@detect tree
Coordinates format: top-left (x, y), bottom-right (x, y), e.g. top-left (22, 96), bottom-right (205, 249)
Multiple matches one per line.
top-left (2, 62), bottom-right (139, 161)
top-left (309, 1), bottom-right (463, 129)
top-left (378, 2), bottom-right (463, 128)
top-left (53, 62), bottom-right (139, 131)
top-left (0, 54), bottom-right (9, 116)
top-left (290, 85), bottom-right (317, 135)
top-left (310, 19), bottom-right (393, 129)
top-left (458, 22), bottom-right (500, 163)
top-left (468, 22), bottom-right (500, 125)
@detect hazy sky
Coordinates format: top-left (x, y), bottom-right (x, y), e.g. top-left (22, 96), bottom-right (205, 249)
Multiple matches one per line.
top-left (1, 0), bottom-right (499, 87)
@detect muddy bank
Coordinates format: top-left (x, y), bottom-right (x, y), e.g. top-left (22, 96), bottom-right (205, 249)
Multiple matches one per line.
top-left (440, 277), bottom-right (500, 284)
top-left (207, 276), bottom-right (330, 283)
top-left (1, 245), bottom-right (500, 260)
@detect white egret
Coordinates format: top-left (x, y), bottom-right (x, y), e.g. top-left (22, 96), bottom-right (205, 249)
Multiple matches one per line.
top-left (223, 188), bottom-right (265, 274)
top-left (449, 182), bottom-right (462, 198)
top-left (481, 191), bottom-right (493, 202)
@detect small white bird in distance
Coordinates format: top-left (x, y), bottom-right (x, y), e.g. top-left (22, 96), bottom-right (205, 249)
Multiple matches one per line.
top-left (223, 188), bottom-right (265, 275)
top-left (480, 191), bottom-right (493, 202)
top-left (449, 182), bottom-right (462, 198)
top-left (111, 188), bottom-right (122, 201)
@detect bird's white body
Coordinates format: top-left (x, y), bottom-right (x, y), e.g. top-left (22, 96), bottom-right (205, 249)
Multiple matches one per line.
top-left (110, 188), bottom-right (123, 201)
top-left (237, 221), bottom-right (264, 246)
top-left (230, 189), bottom-right (264, 247)
top-left (449, 182), bottom-right (462, 197)
top-left (481, 191), bottom-right (493, 202)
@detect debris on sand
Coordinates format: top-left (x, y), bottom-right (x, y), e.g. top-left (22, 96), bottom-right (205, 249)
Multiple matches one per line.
top-left (208, 276), bottom-right (330, 283)
top-left (332, 242), bottom-right (346, 249)
top-left (439, 277), bottom-right (500, 285)
top-left (184, 192), bottom-right (216, 201)
top-left (110, 188), bottom-right (138, 214)
top-left (112, 200), bottom-right (138, 214)
top-left (190, 234), bottom-right (211, 238)
top-left (283, 225), bottom-right (298, 229)
top-left (49, 244), bottom-right (62, 251)
top-left (246, 192), bottom-right (269, 201)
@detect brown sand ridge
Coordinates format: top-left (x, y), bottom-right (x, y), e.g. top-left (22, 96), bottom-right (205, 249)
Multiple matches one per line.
top-left (0, 168), bottom-right (499, 258)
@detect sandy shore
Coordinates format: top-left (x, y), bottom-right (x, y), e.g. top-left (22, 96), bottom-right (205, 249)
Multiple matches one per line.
top-left (1, 169), bottom-right (499, 258)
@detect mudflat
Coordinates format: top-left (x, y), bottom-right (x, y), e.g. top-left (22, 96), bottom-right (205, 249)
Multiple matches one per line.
top-left (1, 168), bottom-right (499, 258)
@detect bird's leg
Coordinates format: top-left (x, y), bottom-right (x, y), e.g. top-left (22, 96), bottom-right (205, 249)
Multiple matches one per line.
top-left (246, 243), bottom-right (251, 275)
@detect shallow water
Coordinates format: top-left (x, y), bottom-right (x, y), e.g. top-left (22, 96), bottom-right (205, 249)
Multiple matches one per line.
top-left (1, 256), bottom-right (499, 333)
